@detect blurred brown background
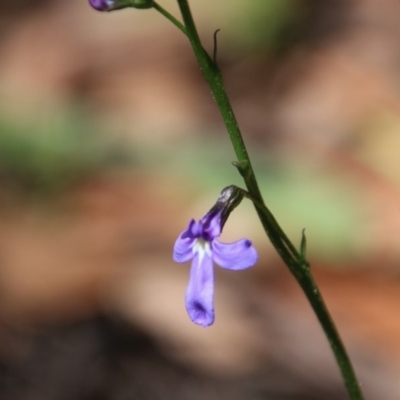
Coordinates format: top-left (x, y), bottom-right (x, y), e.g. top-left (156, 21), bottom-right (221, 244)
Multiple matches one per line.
top-left (0, 1), bottom-right (400, 399)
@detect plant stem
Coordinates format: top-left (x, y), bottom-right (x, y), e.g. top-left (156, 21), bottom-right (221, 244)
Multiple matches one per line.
top-left (298, 271), bottom-right (363, 400)
top-left (153, 1), bottom-right (187, 36)
top-left (173, 1), bottom-right (365, 399)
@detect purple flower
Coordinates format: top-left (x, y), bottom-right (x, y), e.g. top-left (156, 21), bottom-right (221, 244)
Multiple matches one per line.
top-left (89, 0), bottom-right (119, 11)
top-left (88, 0), bottom-right (153, 11)
top-left (173, 209), bottom-right (257, 327)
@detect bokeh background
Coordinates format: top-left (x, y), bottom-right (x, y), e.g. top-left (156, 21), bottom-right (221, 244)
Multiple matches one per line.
top-left (0, 1), bottom-right (400, 399)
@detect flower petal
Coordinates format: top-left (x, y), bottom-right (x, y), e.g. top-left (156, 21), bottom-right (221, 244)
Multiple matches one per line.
top-left (212, 239), bottom-right (258, 270)
top-left (201, 210), bottom-right (222, 241)
top-left (185, 252), bottom-right (214, 327)
top-left (173, 235), bottom-right (195, 263)
top-left (173, 220), bottom-right (197, 263)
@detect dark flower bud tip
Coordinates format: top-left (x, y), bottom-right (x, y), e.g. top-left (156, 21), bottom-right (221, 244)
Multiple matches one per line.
top-left (206, 185), bottom-right (244, 230)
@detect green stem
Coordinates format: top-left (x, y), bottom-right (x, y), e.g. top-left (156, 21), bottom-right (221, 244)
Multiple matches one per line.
top-left (153, 1), bottom-right (187, 36)
top-left (298, 272), bottom-right (363, 400)
top-left (169, 1), bottom-right (364, 399)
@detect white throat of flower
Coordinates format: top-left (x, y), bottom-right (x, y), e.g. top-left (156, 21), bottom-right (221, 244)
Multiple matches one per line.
top-left (193, 238), bottom-right (212, 263)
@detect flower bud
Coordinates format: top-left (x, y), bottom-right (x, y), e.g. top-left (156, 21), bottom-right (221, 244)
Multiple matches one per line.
top-left (89, 0), bottom-right (153, 12)
top-left (206, 185), bottom-right (244, 230)
top-left (89, 0), bottom-right (119, 11)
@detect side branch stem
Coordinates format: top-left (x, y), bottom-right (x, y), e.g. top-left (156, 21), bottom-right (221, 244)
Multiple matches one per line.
top-left (153, 1), bottom-right (187, 35)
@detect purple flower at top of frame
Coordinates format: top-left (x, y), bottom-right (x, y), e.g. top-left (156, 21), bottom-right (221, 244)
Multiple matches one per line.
top-left (89, 0), bottom-right (117, 11)
top-left (89, 0), bottom-right (153, 11)
top-left (173, 209), bottom-right (257, 327)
